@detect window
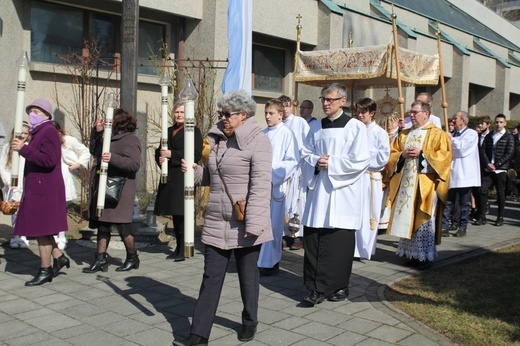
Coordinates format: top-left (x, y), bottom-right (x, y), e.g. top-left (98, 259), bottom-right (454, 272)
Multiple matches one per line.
top-left (30, 1), bottom-right (166, 75)
top-left (252, 44), bottom-right (285, 92)
top-left (31, 1), bottom-right (83, 64)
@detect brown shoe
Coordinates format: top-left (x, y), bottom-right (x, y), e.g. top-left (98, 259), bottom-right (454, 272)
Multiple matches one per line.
top-left (290, 238), bottom-right (302, 250)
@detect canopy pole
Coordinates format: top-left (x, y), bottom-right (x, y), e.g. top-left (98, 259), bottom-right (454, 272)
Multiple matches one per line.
top-left (436, 21), bottom-right (449, 131)
top-left (391, 6), bottom-right (405, 120)
top-left (294, 14), bottom-right (302, 115)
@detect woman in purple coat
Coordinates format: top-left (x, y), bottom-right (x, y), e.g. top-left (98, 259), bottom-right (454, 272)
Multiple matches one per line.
top-left (11, 99), bottom-right (69, 286)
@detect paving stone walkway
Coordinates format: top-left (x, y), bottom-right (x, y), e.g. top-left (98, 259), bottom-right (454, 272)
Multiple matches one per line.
top-left (0, 199), bottom-right (518, 345)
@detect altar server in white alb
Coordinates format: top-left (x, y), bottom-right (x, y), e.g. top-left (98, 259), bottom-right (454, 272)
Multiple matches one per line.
top-left (300, 83), bottom-right (370, 306)
top-left (257, 99), bottom-right (300, 275)
top-left (279, 95), bottom-right (310, 250)
top-left (441, 111), bottom-right (481, 238)
top-left (353, 98), bottom-right (390, 260)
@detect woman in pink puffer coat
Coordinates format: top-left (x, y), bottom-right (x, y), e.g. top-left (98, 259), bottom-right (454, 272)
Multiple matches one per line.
top-left (174, 91), bottom-right (272, 346)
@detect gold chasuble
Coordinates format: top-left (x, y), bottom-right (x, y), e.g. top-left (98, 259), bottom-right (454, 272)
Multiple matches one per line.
top-left (386, 124), bottom-right (451, 244)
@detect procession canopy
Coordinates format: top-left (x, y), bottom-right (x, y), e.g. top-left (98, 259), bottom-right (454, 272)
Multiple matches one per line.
top-left (294, 43), bottom-right (440, 88)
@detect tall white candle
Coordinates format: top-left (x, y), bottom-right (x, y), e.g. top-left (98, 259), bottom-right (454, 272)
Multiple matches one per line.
top-left (11, 52), bottom-right (30, 187)
top-left (159, 71), bottom-right (169, 184)
top-left (96, 92), bottom-right (117, 217)
top-left (180, 78), bottom-right (198, 258)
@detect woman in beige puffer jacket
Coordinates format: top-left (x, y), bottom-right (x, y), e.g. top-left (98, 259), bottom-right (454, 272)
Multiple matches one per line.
top-left (174, 91), bottom-right (272, 346)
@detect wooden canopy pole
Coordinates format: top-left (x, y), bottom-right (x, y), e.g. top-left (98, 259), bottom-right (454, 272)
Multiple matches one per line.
top-left (436, 22), bottom-right (449, 131)
top-left (294, 14), bottom-right (302, 115)
top-left (391, 6), bottom-right (405, 119)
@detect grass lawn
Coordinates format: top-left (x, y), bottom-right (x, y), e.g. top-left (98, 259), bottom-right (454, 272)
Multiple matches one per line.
top-left (385, 243), bottom-right (520, 346)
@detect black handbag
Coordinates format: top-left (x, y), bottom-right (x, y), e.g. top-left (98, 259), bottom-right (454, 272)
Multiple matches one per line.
top-left (105, 176), bottom-right (127, 207)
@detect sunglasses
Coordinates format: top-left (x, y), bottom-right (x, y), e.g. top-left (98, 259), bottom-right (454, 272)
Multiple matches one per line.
top-left (217, 111), bottom-right (242, 118)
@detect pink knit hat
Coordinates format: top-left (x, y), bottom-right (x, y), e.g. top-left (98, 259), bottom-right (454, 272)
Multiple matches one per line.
top-left (26, 99), bottom-right (53, 118)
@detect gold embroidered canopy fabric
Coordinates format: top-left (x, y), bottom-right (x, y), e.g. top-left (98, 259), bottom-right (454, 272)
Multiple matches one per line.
top-left (294, 44), bottom-right (439, 88)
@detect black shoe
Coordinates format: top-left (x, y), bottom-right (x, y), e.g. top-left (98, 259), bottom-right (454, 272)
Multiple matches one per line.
top-left (418, 260), bottom-right (432, 270)
top-left (167, 252), bottom-right (186, 262)
top-left (259, 263), bottom-right (279, 276)
top-left (82, 252), bottom-right (108, 273)
top-left (403, 258), bottom-right (420, 267)
top-left (448, 223), bottom-right (458, 231)
top-left (473, 217), bottom-right (487, 226)
top-left (328, 288), bottom-right (348, 302)
top-left (25, 267), bottom-right (53, 286)
top-left (172, 334), bottom-right (208, 346)
top-left (116, 253), bottom-right (140, 272)
top-left (52, 254), bottom-right (70, 277)
top-left (494, 217), bottom-right (504, 226)
top-left (237, 324), bottom-right (257, 342)
top-left (301, 291), bottom-right (325, 306)
top-left (453, 228), bottom-right (466, 237)
top-left (441, 229), bottom-right (450, 237)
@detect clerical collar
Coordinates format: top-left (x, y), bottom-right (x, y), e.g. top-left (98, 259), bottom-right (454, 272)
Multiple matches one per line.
top-left (327, 112), bottom-right (342, 121)
top-left (322, 112), bottom-right (351, 129)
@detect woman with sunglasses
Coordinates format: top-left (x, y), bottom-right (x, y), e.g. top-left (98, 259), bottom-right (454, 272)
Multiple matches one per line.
top-left (173, 91), bottom-right (272, 346)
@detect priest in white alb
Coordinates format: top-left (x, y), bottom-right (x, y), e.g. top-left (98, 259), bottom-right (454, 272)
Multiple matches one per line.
top-left (386, 100), bottom-right (451, 270)
top-left (300, 83), bottom-right (370, 306)
top-left (257, 99), bottom-right (299, 275)
top-left (353, 98), bottom-right (390, 260)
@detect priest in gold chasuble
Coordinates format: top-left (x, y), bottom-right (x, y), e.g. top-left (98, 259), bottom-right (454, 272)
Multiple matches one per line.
top-left (386, 101), bottom-right (451, 269)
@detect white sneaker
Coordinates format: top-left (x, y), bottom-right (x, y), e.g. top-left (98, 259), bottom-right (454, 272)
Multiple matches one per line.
top-left (10, 236), bottom-right (20, 249)
top-left (18, 236), bottom-right (29, 249)
top-left (57, 238), bottom-right (67, 250)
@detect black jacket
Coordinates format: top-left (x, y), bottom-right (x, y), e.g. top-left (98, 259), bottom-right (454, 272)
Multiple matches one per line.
top-left (479, 131), bottom-right (515, 170)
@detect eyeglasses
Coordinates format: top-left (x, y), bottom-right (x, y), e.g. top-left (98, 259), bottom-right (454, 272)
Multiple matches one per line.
top-left (408, 110), bottom-right (424, 116)
top-left (217, 111), bottom-right (241, 118)
top-left (319, 97), bottom-right (343, 104)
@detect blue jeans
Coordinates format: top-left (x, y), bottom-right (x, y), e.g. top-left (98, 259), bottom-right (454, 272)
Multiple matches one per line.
top-left (442, 187), bottom-right (472, 230)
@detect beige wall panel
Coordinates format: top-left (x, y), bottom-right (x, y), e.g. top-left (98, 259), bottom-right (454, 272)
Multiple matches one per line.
top-left (253, 0), bottom-right (318, 45)
top-left (469, 54), bottom-right (496, 88)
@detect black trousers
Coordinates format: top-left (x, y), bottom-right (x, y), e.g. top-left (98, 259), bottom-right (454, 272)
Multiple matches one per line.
top-left (479, 171), bottom-right (507, 219)
top-left (190, 244), bottom-right (261, 339)
top-left (303, 227), bottom-right (355, 296)
top-left (172, 215), bottom-right (184, 255)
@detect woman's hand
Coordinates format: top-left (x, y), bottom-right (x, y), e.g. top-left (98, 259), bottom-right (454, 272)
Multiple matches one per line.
top-left (68, 163), bottom-right (81, 171)
top-left (95, 117), bottom-right (104, 132)
top-left (181, 159), bottom-right (197, 173)
top-left (160, 149), bottom-right (171, 159)
top-left (101, 152), bottom-right (111, 163)
top-left (10, 138), bottom-right (24, 151)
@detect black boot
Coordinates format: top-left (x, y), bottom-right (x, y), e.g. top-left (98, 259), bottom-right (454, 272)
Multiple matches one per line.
top-left (82, 252), bottom-right (108, 273)
top-left (453, 228), bottom-right (466, 237)
top-left (172, 334), bottom-right (208, 346)
top-left (116, 253), bottom-right (140, 272)
top-left (25, 267), bottom-right (53, 286)
top-left (174, 228), bottom-right (185, 262)
top-left (53, 254), bottom-right (70, 277)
